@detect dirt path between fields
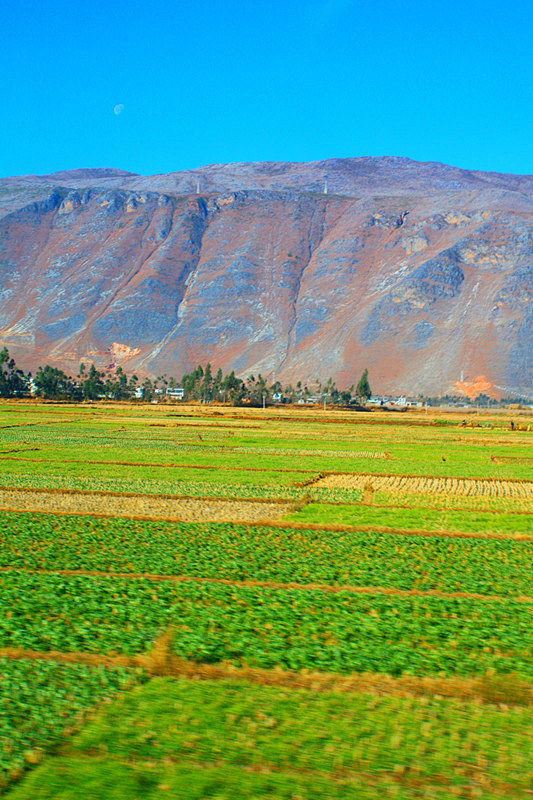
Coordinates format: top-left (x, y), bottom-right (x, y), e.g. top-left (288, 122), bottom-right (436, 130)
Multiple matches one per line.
top-left (1, 643), bottom-right (530, 706)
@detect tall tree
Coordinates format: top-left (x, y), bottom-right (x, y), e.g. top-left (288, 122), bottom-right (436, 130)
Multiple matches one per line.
top-left (355, 368), bottom-right (372, 400)
top-left (81, 364), bottom-right (104, 400)
top-left (213, 367), bottom-right (223, 401)
top-left (0, 348), bottom-right (27, 397)
top-left (105, 366), bottom-right (130, 400)
top-left (200, 362), bottom-right (213, 402)
top-left (141, 377), bottom-right (153, 401)
top-left (34, 365), bottom-right (75, 400)
top-left (222, 370), bottom-right (244, 405)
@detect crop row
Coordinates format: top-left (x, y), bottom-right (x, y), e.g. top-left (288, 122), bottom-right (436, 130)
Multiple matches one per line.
top-left (6, 426), bottom-right (531, 479)
top-left (0, 472), bottom-right (362, 503)
top-left (229, 446), bottom-right (388, 458)
top-left (2, 408), bottom-right (530, 447)
top-left (319, 473), bottom-right (533, 500)
top-left (1, 572), bottom-right (531, 677)
top-left (0, 428), bottom-right (375, 458)
top-left (0, 572), bottom-right (174, 654)
top-left (69, 676), bottom-right (533, 776)
top-left (1, 428), bottom-right (389, 460)
top-left (0, 658), bottom-right (136, 786)
top-left (0, 458), bottom-right (314, 486)
top-left (5, 760), bottom-right (478, 800)
top-left (1, 512), bottom-right (532, 596)
top-left (0, 448), bottom-right (381, 477)
top-left (3, 445), bottom-right (532, 484)
top-left (168, 582), bottom-right (533, 677)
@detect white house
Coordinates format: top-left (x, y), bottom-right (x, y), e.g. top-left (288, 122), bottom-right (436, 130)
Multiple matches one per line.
top-left (166, 387), bottom-right (185, 400)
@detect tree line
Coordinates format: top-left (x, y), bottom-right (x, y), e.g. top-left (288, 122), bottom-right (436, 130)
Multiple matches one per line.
top-left (0, 348), bottom-right (372, 405)
top-left (180, 364), bottom-right (372, 405)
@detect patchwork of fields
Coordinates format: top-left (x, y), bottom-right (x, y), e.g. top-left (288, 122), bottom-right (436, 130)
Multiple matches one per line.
top-left (1, 401), bottom-right (532, 798)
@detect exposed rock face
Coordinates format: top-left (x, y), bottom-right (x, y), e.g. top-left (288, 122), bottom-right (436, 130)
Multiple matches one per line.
top-left (0, 157), bottom-right (531, 396)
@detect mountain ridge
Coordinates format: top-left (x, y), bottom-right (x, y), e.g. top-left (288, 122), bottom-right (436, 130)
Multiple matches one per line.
top-left (0, 157), bottom-right (531, 396)
top-left (3, 156), bottom-right (533, 201)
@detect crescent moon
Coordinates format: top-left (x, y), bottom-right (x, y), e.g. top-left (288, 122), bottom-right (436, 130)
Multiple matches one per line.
top-left (113, 104), bottom-right (125, 116)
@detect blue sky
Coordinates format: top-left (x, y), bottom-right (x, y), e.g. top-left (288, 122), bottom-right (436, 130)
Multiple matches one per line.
top-left (1, 0), bottom-right (532, 177)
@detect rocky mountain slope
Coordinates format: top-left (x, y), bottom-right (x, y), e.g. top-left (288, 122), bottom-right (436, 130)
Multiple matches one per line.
top-left (0, 157), bottom-right (531, 396)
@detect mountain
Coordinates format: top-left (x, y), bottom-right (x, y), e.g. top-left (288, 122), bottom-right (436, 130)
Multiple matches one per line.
top-left (0, 157), bottom-right (531, 397)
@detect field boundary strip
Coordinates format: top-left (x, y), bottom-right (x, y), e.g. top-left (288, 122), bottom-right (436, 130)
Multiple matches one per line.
top-left (158, 411), bottom-right (501, 428)
top-left (1, 504), bottom-right (531, 540)
top-left (0, 418), bottom-right (79, 430)
top-left (0, 455), bottom-right (318, 473)
top-left (0, 645), bottom-right (530, 706)
top-left (363, 500), bottom-right (533, 516)
top-left (0, 447), bottom-right (41, 454)
top-left (1, 566), bottom-right (531, 603)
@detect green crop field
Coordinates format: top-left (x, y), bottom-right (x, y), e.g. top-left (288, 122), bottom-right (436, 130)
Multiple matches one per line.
top-left (0, 400), bottom-right (532, 798)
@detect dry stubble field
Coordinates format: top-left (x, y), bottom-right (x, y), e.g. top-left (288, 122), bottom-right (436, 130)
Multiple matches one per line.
top-left (0, 400), bottom-right (532, 799)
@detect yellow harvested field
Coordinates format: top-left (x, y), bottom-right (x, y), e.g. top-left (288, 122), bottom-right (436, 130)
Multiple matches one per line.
top-left (317, 473), bottom-right (533, 500)
top-left (0, 488), bottom-right (293, 523)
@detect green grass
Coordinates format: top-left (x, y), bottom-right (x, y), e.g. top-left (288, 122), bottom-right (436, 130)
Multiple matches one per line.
top-left (0, 659), bottom-right (137, 789)
top-left (6, 677), bottom-right (533, 799)
top-left (286, 503), bottom-right (533, 534)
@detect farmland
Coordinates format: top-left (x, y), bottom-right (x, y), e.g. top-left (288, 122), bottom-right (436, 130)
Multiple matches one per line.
top-left (0, 400), bottom-right (532, 798)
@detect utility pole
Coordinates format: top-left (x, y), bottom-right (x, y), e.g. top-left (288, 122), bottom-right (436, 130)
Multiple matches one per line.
top-left (324, 179), bottom-right (328, 195)
top-left (262, 393), bottom-right (265, 410)
top-left (196, 180), bottom-right (200, 195)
